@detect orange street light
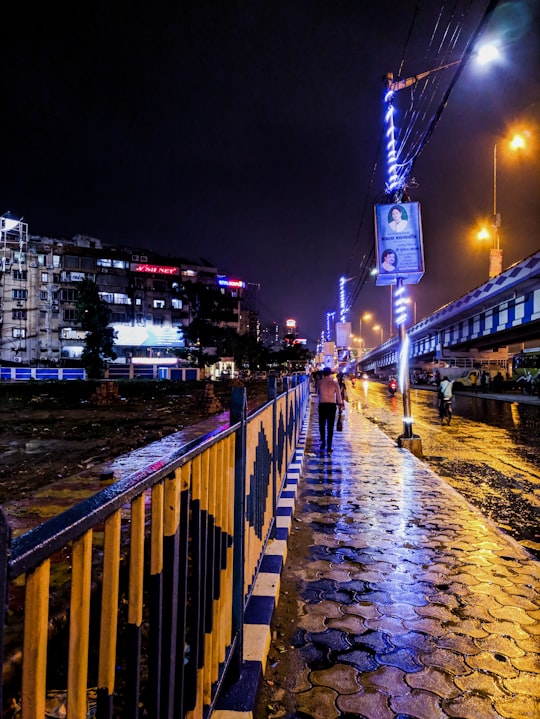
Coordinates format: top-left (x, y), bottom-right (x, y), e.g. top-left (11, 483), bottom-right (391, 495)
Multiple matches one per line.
top-left (372, 324), bottom-right (384, 344)
top-left (488, 130), bottom-right (529, 278)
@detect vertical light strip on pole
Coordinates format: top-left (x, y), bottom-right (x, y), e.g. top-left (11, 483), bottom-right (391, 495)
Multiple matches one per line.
top-left (384, 75), bottom-right (400, 193)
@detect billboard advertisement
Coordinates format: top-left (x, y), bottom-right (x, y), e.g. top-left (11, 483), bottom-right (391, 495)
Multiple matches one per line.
top-left (374, 202), bottom-right (425, 285)
top-left (335, 322), bottom-right (352, 348)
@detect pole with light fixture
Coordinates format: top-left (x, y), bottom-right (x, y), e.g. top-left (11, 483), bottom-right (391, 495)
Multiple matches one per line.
top-left (359, 312), bottom-right (372, 353)
top-left (372, 324), bottom-right (384, 345)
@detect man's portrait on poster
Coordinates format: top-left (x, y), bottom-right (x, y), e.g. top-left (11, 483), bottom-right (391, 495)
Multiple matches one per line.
top-left (381, 248), bottom-right (398, 273)
top-left (388, 205), bottom-right (408, 232)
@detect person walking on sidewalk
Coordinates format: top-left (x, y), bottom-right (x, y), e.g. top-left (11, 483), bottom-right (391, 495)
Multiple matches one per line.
top-left (438, 375), bottom-right (453, 425)
top-left (317, 367), bottom-right (344, 453)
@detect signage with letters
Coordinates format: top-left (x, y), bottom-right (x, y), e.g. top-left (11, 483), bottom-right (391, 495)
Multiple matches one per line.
top-left (374, 202), bottom-right (425, 285)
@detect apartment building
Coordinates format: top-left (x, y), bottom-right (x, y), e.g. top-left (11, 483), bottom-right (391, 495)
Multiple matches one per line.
top-left (0, 217), bottom-right (256, 365)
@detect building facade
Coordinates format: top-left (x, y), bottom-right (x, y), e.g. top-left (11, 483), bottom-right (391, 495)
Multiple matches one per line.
top-left (0, 220), bottom-right (257, 365)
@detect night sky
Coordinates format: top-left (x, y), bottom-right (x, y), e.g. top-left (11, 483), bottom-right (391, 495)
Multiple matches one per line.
top-left (1, 1), bottom-right (538, 347)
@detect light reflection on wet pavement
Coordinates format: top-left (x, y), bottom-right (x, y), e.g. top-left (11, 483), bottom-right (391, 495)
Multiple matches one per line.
top-left (255, 397), bottom-right (540, 719)
top-left (354, 383), bottom-right (540, 558)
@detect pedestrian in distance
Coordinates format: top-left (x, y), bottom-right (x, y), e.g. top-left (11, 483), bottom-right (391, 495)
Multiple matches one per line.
top-left (317, 367), bottom-right (344, 454)
top-left (438, 375), bottom-right (453, 425)
top-left (337, 372), bottom-right (348, 403)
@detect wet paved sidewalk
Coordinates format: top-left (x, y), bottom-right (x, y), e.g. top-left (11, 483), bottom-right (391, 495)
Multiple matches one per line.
top-left (255, 398), bottom-right (540, 719)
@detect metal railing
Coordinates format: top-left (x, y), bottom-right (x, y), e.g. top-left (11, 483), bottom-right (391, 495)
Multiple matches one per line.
top-left (0, 374), bottom-right (310, 718)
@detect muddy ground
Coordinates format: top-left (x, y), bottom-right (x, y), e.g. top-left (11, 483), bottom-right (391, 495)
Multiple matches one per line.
top-left (0, 379), bottom-right (269, 505)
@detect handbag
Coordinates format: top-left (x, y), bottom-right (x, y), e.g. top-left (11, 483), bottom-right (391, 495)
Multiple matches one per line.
top-left (336, 409), bottom-right (343, 432)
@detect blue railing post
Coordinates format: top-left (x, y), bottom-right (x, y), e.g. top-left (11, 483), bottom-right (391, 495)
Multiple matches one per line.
top-left (229, 386), bottom-right (247, 679)
top-left (282, 376), bottom-right (290, 473)
top-left (268, 374), bottom-right (277, 401)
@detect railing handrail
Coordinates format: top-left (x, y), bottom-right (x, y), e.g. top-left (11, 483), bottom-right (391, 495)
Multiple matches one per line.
top-left (1, 375), bottom-right (311, 718)
top-left (10, 421), bottom-right (239, 578)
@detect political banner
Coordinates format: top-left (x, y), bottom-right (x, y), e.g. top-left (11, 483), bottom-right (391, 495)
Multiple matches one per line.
top-left (374, 202), bottom-right (425, 285)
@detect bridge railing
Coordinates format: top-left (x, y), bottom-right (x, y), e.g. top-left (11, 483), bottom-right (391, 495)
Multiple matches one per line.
top-left (0, 375), bottom-right (310, 718)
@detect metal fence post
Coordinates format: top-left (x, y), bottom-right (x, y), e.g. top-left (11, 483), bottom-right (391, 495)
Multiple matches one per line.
top-left (229, 386), bottom-right (247, 680)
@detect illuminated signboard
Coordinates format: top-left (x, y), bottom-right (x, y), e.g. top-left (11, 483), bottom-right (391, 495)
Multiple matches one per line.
top-left (61, 328), bottom-right (88, 340)
top-left (130, 263), bottom-right (179, 275)
top-left (286, 318), bottom-right (297, 328)
top-left (374, 202), bottom-right (425, 285)
top-left (218, 277), bottom-right (245, 288)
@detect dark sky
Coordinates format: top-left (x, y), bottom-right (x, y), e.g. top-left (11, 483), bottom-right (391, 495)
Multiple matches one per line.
top-left (1, 1), bottom-right (539, 347)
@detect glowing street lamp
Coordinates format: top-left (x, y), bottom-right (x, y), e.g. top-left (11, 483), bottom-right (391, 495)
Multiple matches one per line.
top-left (358, 312), bottom-right (373, 351)
top-left (372, 324), bottom-right (384, 344)
top-left (404, 297), bottom-right (417, 324)
top-left (487, 131), bottom-right (528, 278)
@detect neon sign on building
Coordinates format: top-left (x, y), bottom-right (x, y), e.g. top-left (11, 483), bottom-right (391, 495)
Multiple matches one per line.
top-left (130, 263), bottom-right (179, 275)
top-left (218, 277), bottom-right (245, 289)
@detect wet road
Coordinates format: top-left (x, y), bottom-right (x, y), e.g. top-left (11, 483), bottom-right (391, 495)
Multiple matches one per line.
top-left (349, 381), bottom-right (540, 559)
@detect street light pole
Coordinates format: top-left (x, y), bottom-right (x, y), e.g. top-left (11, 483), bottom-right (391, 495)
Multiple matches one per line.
top-left (489, 142), bottom-right (503, 277)
top-left (372, 324), bottom-right (384, 344)
top-left (359, 312), bottom-right (372, 353)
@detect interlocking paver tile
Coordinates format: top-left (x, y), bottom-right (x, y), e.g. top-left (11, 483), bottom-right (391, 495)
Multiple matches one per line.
top-left (511, 653), bottom-right (540, 674)
top-left (465, 650), bottom-right (520, 678)
top-left (309, 663), bottom-right (360, 693)
top-left (297, 611), bottom-right (331, 633)
top-left (403, 616), bottom-right (447, 637)
top-left (473, 633), bottom-right (526, 658)
top-left (419, 647), bottom-right (471, 675)
top-left (481, 619), bottom-right (532, 641)
top-left (502, 671), bottom-right (540, 697)
top-left (388, 630), bottom-right (434, 653)
top-left (436, 631), bottom-right (482, 655)
top-left (405, 666), bottom-right (462, 698)
top-left (444, 692), bottom-right (511, 718)
top-left (489, 607), bottom-right (536, 628)
top-left (305, 599), bottom-right (344, 618)
top-left (337, 688), bottom-right (395, 719)
top-left (342, 603), bottom-right (381, 620)
top-left (414, 603), bottom-right (457, 622)
top-left (390, 687), bottom-right (446, 718)
top-left (515, 635), bottom-right (540, 653)
top-left (326, 613), bottom-right (366, 634)
top-left (375, 647), bottom-right (423, 672)
top-left (363, 614), bottom-right (407, 634)
top-left (295, 686), bottom-right (339, 719)
top-left (494, 695), bottom-right (540, 719)
top-left (335, 648), bottom-right (379, 672)
top-left (448, 618), bottom-right (490, 639)
top-left (454, 669), bottom-right (511, 699)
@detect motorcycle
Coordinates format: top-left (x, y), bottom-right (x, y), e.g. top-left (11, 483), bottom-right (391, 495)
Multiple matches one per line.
top-left (388, 378), bottom-right (397, 395)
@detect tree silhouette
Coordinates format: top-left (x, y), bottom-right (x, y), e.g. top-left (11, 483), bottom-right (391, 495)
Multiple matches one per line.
top-left (75, 279), bottom-right (117, 379)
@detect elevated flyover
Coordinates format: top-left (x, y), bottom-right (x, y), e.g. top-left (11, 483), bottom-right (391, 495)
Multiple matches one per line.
top-left (359, 250), bottom-right (540, 373)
